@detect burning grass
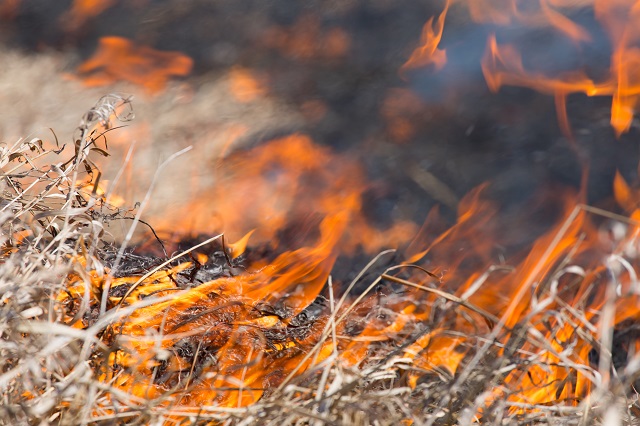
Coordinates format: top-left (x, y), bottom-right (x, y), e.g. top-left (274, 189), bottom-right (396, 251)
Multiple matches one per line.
top-left (2, 96), bottom-right (640, 425)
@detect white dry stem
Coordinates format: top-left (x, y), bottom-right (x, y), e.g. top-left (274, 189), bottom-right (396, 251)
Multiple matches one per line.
top-left (603, 405), bottom-right (623, 426)
top-left (100, 145), bottom-right (193, 314)
top-left (597, 279), bottom-right (617, 390)
top-left (0, 335), bottom-right (76, 390)
top-left (316, 276), bottom-right (339, 400)
top-left (459, 264), bottom-right (514, 301)
top-left (104, 140), bottom-right (136, 206)
top-left (607, 253), bottom-right (639, 295)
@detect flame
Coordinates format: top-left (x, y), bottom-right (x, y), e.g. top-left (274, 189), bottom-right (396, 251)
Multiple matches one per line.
top-left (59, 135), bottom-right (368, 413)
top-left (75, 178), bottom-right (125, 208)
top-left (150, 134), bottom-right (415, 255)
top-left (75, 36), bottom-right (193, 94)
top-left (64, 0), bottom-right (116, 30)
top-left (58, 133), bottom-right (419, 416)
top-left (54, 126), bottom-right (640, 420)
top-left (347, 182), bottom-right (634, 413)
top-left (400, 0), bottom-right (450, 76)
top-left (404, 0), bottom-right (640, 136)
top-left (69, 0), bottom-right (115, 19)
top-left (227, 229), bottom-right (255, 259)
top-left (93, 211), bottom-right (347, 408)
top-left (227, 67), bottom-right (268, 103)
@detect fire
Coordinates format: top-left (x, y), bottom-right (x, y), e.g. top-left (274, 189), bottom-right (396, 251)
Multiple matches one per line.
top-left (227, 67), bottom-right (268, 103)
top-left (75, 178), bottom-right (125, 208)
top-left (60, 134), bottom-right (371, 414)
top-left (404, 0), bottom-right (640, 136)
top-left (400, 0), bottom-right (450, 76)
top-left (148, 134), bottom-right (417, 255)
top-left (351, 180), bottom-right (640, 414)
top-left (54, 123), bottom-right (640, 420)
top-left (75, 36), bottom-right (193, 94)
top-left (6, 1), bottom-right (640, 421)
top-left (64, 0), bottom-right (116, 30)
top-left (68, 0), bottom-right (115, 20)
top-left (98, 213), bottom-right (346, 408)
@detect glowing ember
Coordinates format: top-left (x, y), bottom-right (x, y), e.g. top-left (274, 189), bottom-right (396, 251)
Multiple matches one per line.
top-left (76, 36), bottom-right (193, 94)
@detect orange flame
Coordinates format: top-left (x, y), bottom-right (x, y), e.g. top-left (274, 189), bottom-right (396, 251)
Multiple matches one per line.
top-left (405, 0), bottom-right (640, 136)
top-left (331, 178), bottom-right (640, 414)
top-left (96, 212), bottom-right (347, 408)
top-left (227, 67), bottom-right (268, 103)
top-left (41, 2), bottom-right (640, 417)
top-left (76, 36), bottom-right (193, 94)
top-left (56, 134), bottom-right (640, 420)
top-left (60, 135), bottom-right (372, 413)
top-left (400, 0), bottom-right (450, 76)
top-left (64, 0), bottom-right (116, 30)
top-left (149, 134), bottom-right (416, 256)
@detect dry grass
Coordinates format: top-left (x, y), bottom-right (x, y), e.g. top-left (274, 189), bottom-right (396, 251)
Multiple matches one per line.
top-left (0, 94), bottom-right (134, 424)
top-left (1, 96), bottom-right (639, 425)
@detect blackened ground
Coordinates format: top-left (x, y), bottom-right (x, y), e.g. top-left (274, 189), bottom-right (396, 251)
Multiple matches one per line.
top-left (100, 237), bottom-right (242, 285)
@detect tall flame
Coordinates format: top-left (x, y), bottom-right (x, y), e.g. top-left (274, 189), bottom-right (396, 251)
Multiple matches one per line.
top-left (400, 0), bottom-right (450, 76)
top-left (405, 0), bottom-right (640, 136)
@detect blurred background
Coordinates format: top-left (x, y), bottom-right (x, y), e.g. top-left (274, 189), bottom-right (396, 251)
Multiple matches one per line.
top-left (1, 0), bottom-right (639, 256)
